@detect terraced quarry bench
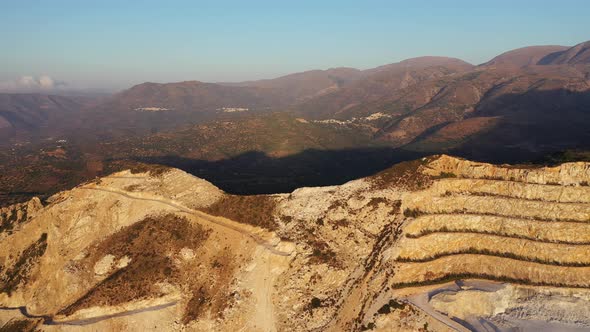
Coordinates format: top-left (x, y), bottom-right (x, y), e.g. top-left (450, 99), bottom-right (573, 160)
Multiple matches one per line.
top-left (391, 156), bottom-right (590, 289)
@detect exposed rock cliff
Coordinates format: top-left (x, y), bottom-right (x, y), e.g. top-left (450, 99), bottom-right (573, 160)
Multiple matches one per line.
top-left (0, 197), bottom-right (43, 238)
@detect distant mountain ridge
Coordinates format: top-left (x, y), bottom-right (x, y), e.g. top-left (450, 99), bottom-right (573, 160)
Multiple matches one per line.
top-left (538, 40), bottom-right (590, 65)
top-left (2, 40), bottom-right (589, 159)
top-left (291, 56), bottom-right (474, 119)
top-left (483, 41), bottom-right (590, 67)
top-left (223, 67), bottom-right (363, 103)
top-left (105, 80), bottom-right (281, 111)
top-left (0, 93), bottom-right (90, 141)
top-left (1, 40), bottom-right (590, 209)
top-left (480, 45), bottom-right (569, 67)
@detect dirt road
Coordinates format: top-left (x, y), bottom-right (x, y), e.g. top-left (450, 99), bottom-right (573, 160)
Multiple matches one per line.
top-left (78, 186), bottom-right (292, 256)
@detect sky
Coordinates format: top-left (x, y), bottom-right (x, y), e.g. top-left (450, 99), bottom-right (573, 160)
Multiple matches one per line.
top-left (1, 0), bottom-right (589, 92)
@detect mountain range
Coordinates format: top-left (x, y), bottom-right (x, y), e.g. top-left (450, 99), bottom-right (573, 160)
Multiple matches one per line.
top-left (2, 36), bottom-right (590, 332)
top-left (2, 41), bottom-right (589, 136)
top-left (0, 40), bottom-right (589, 205)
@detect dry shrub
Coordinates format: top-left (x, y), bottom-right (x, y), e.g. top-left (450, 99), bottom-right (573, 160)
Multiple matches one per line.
top-left (372, 159), bottom-right (433, 190)
top-left (128, 162), bottom-right (171, 177)
top-left (0, 319), bottom-right (41, 332)
top-left (59, 214), bottom-right (210, 315)
top-left (0, 233), bottom-right (47, 295)
top-left (201, 194), bottom-right (278, 230)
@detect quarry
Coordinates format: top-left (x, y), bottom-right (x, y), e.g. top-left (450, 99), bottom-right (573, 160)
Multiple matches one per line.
top-left (1, 155), bottom-right (589, 331)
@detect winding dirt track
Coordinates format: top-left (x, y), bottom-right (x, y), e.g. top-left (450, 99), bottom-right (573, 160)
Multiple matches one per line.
top-left (5, 184), bottom-right (294, 327)
top-left (1, 302), bottom-right (178, 326)
top-left (404, 280), bottom-right (506, 332)
top-left (78, 186), bottom-right (292, 256)
top-left (1, 184), bottom-right (292, 328)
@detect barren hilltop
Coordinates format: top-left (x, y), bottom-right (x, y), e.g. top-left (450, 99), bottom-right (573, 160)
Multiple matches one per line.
top-left (1, 155), bottom-right (590, 331)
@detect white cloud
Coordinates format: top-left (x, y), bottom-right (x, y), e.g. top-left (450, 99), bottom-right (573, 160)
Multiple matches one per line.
top-left (0, 75), bottom-right (67, 92)
top-left (38, 75), bottom-right (56, 89)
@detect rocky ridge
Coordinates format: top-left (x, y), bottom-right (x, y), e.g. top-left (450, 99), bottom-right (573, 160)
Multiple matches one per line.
top-left (0, 155), bottom-right (589, 331)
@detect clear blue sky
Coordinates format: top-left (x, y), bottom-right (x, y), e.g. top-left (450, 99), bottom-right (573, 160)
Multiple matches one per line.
top-left (1, 0), bottom-right (589, 91)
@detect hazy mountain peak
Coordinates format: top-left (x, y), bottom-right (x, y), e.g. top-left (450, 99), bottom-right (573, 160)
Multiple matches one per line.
top-left (481, 45), bottom-right (569, 67)
top-left (397, 55), bottom-right (473, 66)
top-left (131, 80), bottom-right (204, 88)
top-left (365, 56), bottom-right (473, 76)
top-left (538, 40), bottom-right (590, 65)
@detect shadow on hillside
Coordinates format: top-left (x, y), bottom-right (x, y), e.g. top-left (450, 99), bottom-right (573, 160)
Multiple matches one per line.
top-left (132, 148), bottom-right (427, 194)
top-left (132, 86), bottom-right (590, 194)
top-left (407, 88), bottom-right (590, 163)
top-left (112, 88), bottom-right (590, 195)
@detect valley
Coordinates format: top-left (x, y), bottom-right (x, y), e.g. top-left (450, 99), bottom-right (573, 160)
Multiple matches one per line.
top-left (1, 41), bottom-right (589, 208)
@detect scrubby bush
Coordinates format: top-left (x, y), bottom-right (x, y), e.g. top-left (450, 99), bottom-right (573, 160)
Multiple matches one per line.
top-left (310, 297), bottom-right (322, 308)
top-left (201, 194), bottom-right (278, 230)
top-left (403, 208), bottom-right (422, 218)
top-left (436, 172), bottom-right (456, 179)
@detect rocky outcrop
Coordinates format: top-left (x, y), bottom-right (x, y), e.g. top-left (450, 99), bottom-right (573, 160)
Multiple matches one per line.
top-left (424, 154), bottom-right (590, 186)
top-left (0, 197), bottom-right (42, 237)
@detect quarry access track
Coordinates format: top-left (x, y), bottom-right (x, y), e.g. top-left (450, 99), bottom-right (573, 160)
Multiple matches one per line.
top-left (78, 186), bottom-right (293, 257)
top-left (1, 301), bottom-right (178, 326)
